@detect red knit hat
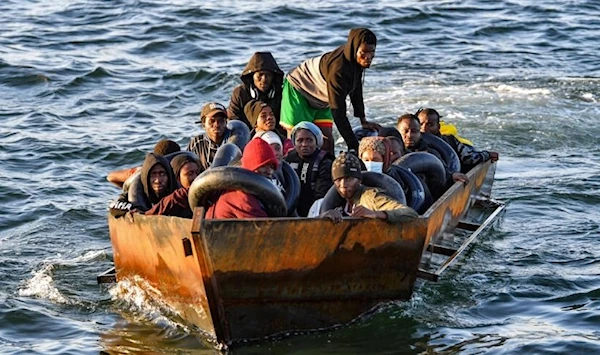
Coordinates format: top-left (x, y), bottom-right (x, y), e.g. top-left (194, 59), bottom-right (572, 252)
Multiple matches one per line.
top-left (241, 137), bottom-right (279, 172)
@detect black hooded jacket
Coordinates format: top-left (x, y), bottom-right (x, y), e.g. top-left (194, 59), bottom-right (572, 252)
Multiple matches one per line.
top-left (227, 52), bottom-right (284, 129)
top-left (140, 153), bottom-right (177, 205)
top-left (320, 28), bottom-right (376, 152)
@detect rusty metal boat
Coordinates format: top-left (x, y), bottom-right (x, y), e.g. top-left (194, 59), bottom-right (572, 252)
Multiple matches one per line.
top-left (100, 160), bottom-right (504, 346)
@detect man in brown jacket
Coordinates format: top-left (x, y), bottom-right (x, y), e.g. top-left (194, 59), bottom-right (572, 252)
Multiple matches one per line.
top-left (324, 152), bottom-right (418, 223)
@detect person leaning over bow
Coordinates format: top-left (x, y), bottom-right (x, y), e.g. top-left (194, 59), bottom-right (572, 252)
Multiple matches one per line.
top-left (187, 102), bottom-right (232, 171)
top-left (417, 108), bottom-right (499, 173)
top-left (322, 152), bottom-right (418, 223)
top-left (227, 52), bottom-right (285, 133)
top-left (144, 154), bottom-right (201, 218)
top-left (205, 138), bottom-right (280, 219)
top-left (279, 28), bottom-right (381, 154)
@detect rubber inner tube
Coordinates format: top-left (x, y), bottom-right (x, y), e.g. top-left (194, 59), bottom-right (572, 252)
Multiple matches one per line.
top-left (279, 161), bottom-right (300, 214)
top-left (320, 171), bottom-right (406, 213)
top-left (188, 166), bottom-right (287, 217)
top-left (211, 143), bottom-right (242, 168)
top-left (391, 165), bottom-right (426, 213)
top-left (126, 172), bottom-right (151, 212)
top-left (395, 151), bottom-right (446, 200)
top-left (421, 133), bottom-right (461, 173)
top-left (225, 120), bottom-right (250, 151)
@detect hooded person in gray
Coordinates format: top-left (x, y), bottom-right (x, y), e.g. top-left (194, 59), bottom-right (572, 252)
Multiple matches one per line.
top-left (227, 52), bottom-right (284, 132)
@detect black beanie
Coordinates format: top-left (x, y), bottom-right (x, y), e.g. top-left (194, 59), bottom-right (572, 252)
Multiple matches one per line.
top-left (332, 152), bottom-right (363, 181)
top-left (170, 154), bottom-right (198, 180)
top-left (243, 100), bottom-right (268, 127)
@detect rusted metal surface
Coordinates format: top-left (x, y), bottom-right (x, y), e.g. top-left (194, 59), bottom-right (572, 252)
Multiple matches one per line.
top-left (193, 216), bottom-right (427, 343)
top-left (106, 161), bottom-right (498, 346)
top-left (108, 213), bottom-right (216, 337)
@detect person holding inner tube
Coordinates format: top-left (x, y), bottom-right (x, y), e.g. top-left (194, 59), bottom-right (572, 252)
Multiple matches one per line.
top-left (106, 139), bottom-right (180, 188)
top-left (279, 28), bottom-right (381, 154)
top-left (205, 138), bottom-right (279, 219)
top-left (227, 52), bottom-right (285, 133)
top-left (322, 152), bottom-right (418, 223)
top-left (188, 102), bottom-right (239, 171)
top-left (284, 121), bottom-right (335, 217)
top-left (417, 108), bottom-right (499, 173)
top-left (244, 100), bottom-right (294, 155)
top-left (144, 154), bottom-right (201, 218)
top-left (396, 113), bottom-right (469, 187)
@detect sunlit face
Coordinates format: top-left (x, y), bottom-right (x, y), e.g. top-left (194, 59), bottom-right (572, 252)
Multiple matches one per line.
top-left (255, 163), bottom-right (275, 179)
top-left (360, 150), bottom-right (383, 163)
top-left (294, 129), bottom-right (317, 158)
top-left (256, 106), bottom-right (276, 131)
top-left (418, 113), bottom-right (440, 135)
top-left (149, 164), bottom-right (169, 197)
top-left (356, 43), bottom-right (376, 68)
top-left (253, 71), bottom-right (274, 93)
top-left (397, 119), bottom-right (421, 149)
top-left (179, 161), bottom-right (200, 189)
top-left (203, 112), bottom-right (227, 144)
top-left (270, 143), bottom-right (283, 161)
top-left (334, 176), bottom-right (361, 199)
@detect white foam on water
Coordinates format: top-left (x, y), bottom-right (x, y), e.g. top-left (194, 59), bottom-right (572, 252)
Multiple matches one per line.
top-left (17, 263), bottom-right (70, 304)
top-left (108, 276), bottom-right (192, 333)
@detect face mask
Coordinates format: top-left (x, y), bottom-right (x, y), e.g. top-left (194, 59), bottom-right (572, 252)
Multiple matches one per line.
top-left (363, 161), bottom-right (384, 174)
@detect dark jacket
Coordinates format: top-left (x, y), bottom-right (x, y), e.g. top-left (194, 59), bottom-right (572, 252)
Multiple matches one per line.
top-left (440, 134), bottom-right (491, 173)
top-left (205, 190), bottom-right (268, 219)
top-left (320, 28), bottom-right (375, 152)
top-left (187, 131), bottom-right (234, 171)
top-left (284, 149), bottom-right (334, 217)
top-left (227, 52), bottom-right (284, 130)
top-left (145, 187), bottom-right (192, 218)
top-left (140, 153), bottom-right (177, 205)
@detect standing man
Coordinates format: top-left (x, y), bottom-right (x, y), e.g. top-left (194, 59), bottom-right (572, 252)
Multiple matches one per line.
top-left (280, 28), bottom-right (380, 154)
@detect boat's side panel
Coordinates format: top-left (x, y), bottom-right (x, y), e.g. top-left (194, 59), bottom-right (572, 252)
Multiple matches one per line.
top-left (108, 214), bottom-right (216, 337)
top-left (422, 161), bottom-right (492, 247)
top-left (193, 216), bottom-right (427, 343)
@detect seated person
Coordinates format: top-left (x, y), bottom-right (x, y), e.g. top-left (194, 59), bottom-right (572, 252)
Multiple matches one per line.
top-left (205, 138), bottom-right (280, 219)
top-left (227, 52), bottom-right (285, 133)
top-left (145, 154), bottom-right (201, 218)
top-left (417, 108), bottom-right (499, 173)
top-left (106, 139), bottom-right (180, 188)
top-left (322, 152), bottom-right (418, 223)
top-left (110, 152), bottom-right (177, 215)
top-left (284, 121), bottom-right (334, 217)
top-left (396, 114), bottom-right (468, 195)
top-left (386, 135), bottom-right (404, 165)
top-left (188, 102), bottom-right (232, 171)
top-left (244, 100), bottom-right (293, 155)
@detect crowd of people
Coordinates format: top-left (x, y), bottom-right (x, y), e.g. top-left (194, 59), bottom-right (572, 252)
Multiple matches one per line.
top-left (109, 27), bottom-right (499, 224)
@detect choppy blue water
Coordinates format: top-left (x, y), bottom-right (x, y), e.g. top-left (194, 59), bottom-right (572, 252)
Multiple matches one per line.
top-left (1, 0), bottom-right (599, 353)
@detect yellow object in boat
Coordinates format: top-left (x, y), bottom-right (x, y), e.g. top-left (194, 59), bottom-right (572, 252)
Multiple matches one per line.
top-left (440, 121), bottom-right (474, 146)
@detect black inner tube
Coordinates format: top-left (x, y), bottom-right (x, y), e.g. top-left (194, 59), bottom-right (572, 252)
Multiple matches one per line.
top-left (421, 133), bottom-right (461, 173)
top-left (395, 151), bottom-right (446, 200)
top-left (188, 166), bottom-right (287, 217)
top-left (211, 143), bottom-right (242, 168)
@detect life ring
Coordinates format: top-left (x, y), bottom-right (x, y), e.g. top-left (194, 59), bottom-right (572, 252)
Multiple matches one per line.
top-left (211, 143), bottom-right (242, 168)
top-left (319, 171), bottom-right (406, 213)
top-left (395, 152), bottom-right (447, 200)
top-left (188, 166), bottom-right (287, 217)
top-left (225, 120), bottom-right (251, 151)
top-left (390, 165), bottom-right (426, 213)
top-left (126, 172), bottom-right (151, 212)
top-left (421, 133), bottom-right (460, 173)
top-left (279, 161), bottom-right (300, 214)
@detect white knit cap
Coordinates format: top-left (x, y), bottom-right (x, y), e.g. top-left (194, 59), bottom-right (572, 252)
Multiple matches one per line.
top-left (255, 130), bottom-right (282, 147)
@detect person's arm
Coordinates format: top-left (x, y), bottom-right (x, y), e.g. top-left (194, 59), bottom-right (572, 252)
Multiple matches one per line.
top-left (362, 189), bottom-right (418, 223)
top-left (328, 72), bottom-right (360, 152)
top-left (145, 188), bottom-right (191, 218)
top-left (349, 78), bottom-right (380, 131)
top-left (227, 85), bottom-right (244, 120)
top-left (106, 167), bottom-right (140, 188)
